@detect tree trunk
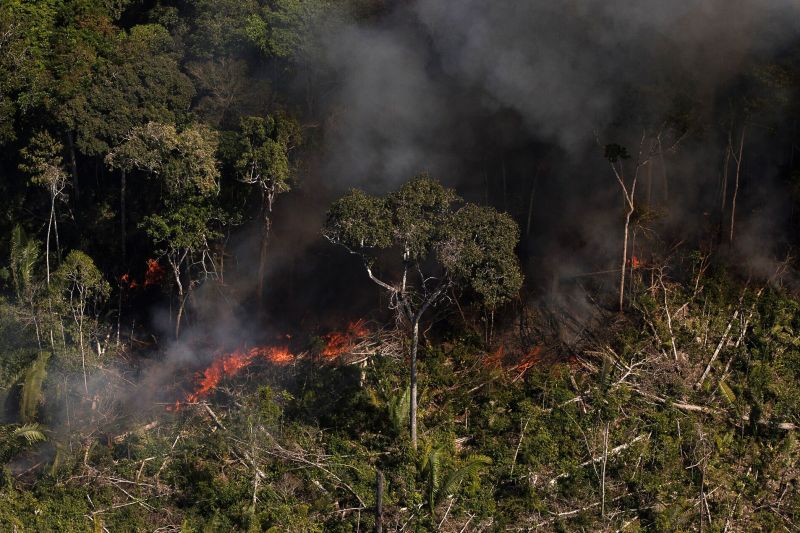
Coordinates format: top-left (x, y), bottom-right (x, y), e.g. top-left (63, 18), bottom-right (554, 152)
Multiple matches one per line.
top-left (46, 195), bottom-right (54, 286)
top-left (120, 169), bottom-right (126, 263)
top-left (172, 258), bottom-right (185, 340)
top-left (730, 128), bottom-right (746, 244)
top-left (659, 137), bottom-right (668, 202)
top-left (257, 205), bottom-right (272, 315)
top-left (720, 145), bottom-right (731, 243)
top-left (257, 221), bottom-right (269, 311)
top-left (66, 131), bottom-right (79, 202)
top-left (375, 470), bottom-right (384, 533)
top-left (79, 311), bottom-right (88, 395)
top-left (619, 205), bottom-right (633, 312)
top-left (410, 319), bottom-right (419, 449)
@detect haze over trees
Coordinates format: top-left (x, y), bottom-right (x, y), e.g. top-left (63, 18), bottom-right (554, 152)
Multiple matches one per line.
top-left (0, 0), bottom-right (798, 531)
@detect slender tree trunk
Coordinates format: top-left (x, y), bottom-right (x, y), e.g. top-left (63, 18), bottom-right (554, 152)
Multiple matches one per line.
top-left (601, 422), bottom-right (609, 518)
top-left (66, 131), bottom-right (79, 202)
top-left (720, 145), bottom-right (731, 242)
top-left (79, 311), bottom-right (88, 395)
top-left (730, 128), bottom-right (746, 244)
top-left (172, 257), bottom-right (185, 339)
top-left (629, 230), bottom-right (636, 301)
top-left (46, 196), bottom-right (54, 286)
top-left (53, 194), bottom-right (61, 260)
top-left (120, 169), bottom-right (126, 263)
top-left (375, 470), bottom-right (384, 533)
top-left (619, 205), bottom-right (633, 312)
top-left (410, 319), bottom-right (419, 449)
top-left (659, 137), bottom-right (668, 202)
top-left (116, 289), bottom-right (122, 347)
top-left (257, 198), bottom-right (272, 315)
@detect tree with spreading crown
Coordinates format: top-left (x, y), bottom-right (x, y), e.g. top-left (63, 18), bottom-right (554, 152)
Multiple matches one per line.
top-left (323, 175), bottom-right (523, 448)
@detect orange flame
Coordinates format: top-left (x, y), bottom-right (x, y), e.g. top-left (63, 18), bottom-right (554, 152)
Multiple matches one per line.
top-left (321, 320), bottom-right (369, 358)
top-left (144, 259), bottom-right (165, 287)
top-left (169, 320), bottom-right (370, 412)
top-left (481, 345), bottom-right (541, 375)
top-left (514, 346), bottom-right (542, 374)
top-left (120, 273), bottom-right (138, 289)
top-left (169, 345), bottom-right (296, 410)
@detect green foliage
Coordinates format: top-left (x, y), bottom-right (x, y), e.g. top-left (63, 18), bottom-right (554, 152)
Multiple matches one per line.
top-left (0, 0), bottom-right (56, 143)
top-left (0, 422), bottom-right (46, 465)
top-left (53, 250), bottom-right (110, 306)
top-left (18, 131), bottom-right (68, 191)
top-left (19, 351), bottom-right (50, 423)
top-left (323, 189), bottom-right (393, 249)
top-left (438, 204), bottom-right (524, 307)
top-left (62, 23), bottom-right (194, 156)
top-left (418, 440), bottom-right (492, 513)
top-left (186, 0), bottom-right (261, 59)
top-left (388, 176), bottom-right (459, 259)
top-left (106, 122), bottom-right (220, 197)
top-left (324, 175), bottom-right (523, 309)
top-left (244, 0), bottom-right (335, 60)
top-left (9, 225), bottom-right (40, 302)
top-left (236, 113), bottom-right (301, 200)
top-left (388, 385), bottom-right (410, 435)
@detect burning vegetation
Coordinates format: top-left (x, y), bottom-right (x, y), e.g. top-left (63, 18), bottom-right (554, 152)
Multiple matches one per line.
top-left (168, 321), bottom-right (377, 411)
top-left (3, 1), bottom-right (800, 531)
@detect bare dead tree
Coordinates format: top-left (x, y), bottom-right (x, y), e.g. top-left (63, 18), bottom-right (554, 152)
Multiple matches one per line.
top-left (605, 131), bottom-right (652, 311)
top-left (729, 127), bottom-right (746, 244)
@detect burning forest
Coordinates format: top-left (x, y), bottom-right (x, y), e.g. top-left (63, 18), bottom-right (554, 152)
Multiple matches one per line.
top-left (1, 0), bottom-right (800, 531)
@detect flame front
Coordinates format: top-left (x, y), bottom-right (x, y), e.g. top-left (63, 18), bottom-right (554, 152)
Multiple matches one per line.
top-left (168, 345), bottom-right (295, 410)
top-left (170, 322), bottom-right (369, 411)
top-left (321, 320), bottom-right (369, 358)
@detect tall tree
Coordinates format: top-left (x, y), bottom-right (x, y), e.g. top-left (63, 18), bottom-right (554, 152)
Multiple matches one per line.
top-left (0, 0), bottom-right (55, 144)
top-left (107, 122), bottom-right (221, 338)
top-left (235, 113), bottom-right (300, 312)
top-left (19, 131), bottom-right (69, 287)
top-left (56, 22), bottom-right (194, 260)
top-left (324, 176), bottom-right (523, 448)
top-left (53, 250), bottom-right (109, 394)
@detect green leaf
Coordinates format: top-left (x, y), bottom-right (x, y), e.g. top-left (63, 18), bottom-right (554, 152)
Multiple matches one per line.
top-left (719, 380), bottom-right (737, 405)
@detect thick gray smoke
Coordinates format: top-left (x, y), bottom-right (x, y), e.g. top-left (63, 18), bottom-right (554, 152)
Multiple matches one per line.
top-left (322, 0), bottom-right (800, 184)
top-left (318, 0), bottom-right (800, 296)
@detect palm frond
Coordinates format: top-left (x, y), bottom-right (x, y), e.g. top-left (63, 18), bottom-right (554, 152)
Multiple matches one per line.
top-left (9, 224), bottom-right (40, 301)
top-left (12, 423), bottom-right (46, 445)
top-left (388, 385), bottom-right (410, 434)
top-left (435, 454), bottom-right (492, 506)
top-left (719, 380), bottom-right (737, 405)
top-left (20, 351), bottom-right (50, 422)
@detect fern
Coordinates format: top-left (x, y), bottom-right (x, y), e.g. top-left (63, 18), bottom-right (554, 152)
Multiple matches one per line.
top-left (0, 422), bottom-right (46, 463)
top-left (424, 446), bottom-right (442, 511)
top-left (12, 424), bottom-right (46, 445)
top-left (9, 225), bottom-right (40, 302)
top-left (388, 385), bottom-right (410, 434)
top-left (419, 444), bottom-right (492, 513)
top-left (435, 454), bottom-right (492, 507)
